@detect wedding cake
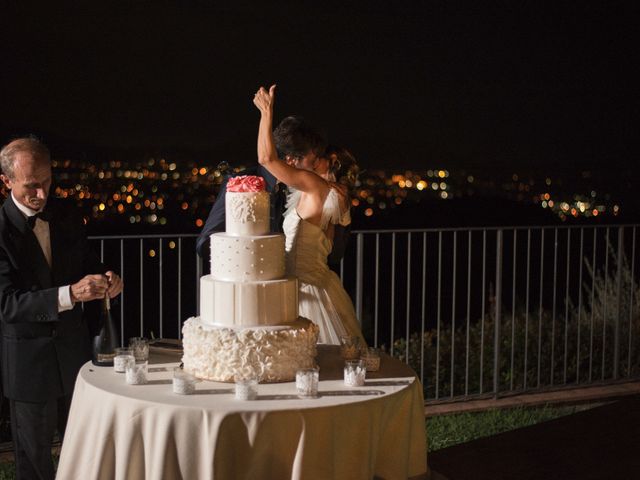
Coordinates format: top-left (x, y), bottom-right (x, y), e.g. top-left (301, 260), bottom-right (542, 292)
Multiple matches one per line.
top-left (182, 175), bottom-right (319, 382)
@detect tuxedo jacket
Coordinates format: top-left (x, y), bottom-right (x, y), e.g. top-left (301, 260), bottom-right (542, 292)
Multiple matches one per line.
top-left (196, 166), bottom-right (351, 267)
top-left (0, 196), bottom-right (104, 402)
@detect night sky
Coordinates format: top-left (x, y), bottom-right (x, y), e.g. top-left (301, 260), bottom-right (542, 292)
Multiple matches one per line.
top-left (1, 1), bottom-right (637, 174)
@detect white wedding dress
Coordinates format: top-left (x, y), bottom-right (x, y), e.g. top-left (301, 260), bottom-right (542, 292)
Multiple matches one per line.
top-left (283, 188), bottom-right (365, 345)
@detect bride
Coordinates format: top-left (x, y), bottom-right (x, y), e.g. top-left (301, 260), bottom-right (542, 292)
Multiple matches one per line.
top-left (253, 85), bottom-right (365, 346)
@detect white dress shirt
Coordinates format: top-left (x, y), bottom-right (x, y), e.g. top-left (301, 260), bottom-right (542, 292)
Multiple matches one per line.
top-left (12, 192), bottom-right (74, 312)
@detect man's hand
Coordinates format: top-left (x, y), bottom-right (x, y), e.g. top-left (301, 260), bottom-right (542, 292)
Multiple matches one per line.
top-left (69, 271), bottom-right (123, 303)
top-left (105, 271), bottom-right (123, 299)
top-left (70, 274), bottom-right (109, 303)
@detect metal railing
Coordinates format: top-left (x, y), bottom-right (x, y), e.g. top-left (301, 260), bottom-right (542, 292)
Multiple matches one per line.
top-left (89, 224), bottom-right (640, 403)
top-left (89, 234), bottom-right (201, 346)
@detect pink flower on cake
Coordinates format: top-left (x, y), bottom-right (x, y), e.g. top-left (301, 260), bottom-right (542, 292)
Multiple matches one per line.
top-left (227, 175), bottom-right (266, 192)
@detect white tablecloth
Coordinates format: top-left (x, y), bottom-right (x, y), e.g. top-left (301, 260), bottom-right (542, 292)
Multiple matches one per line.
top-left (57, 345), bottom-right (428, 479)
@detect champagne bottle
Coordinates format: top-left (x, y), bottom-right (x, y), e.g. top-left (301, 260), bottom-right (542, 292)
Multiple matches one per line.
top-left (92, 295), bottom-right (118, 366)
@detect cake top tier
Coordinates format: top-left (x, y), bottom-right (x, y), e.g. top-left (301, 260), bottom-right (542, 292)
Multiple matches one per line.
top-left (225, 176), bottom-right (270, 236)
top-left (227, 175), bottom-right (265, 193)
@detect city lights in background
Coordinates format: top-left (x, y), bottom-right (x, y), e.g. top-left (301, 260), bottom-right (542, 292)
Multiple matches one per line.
top-left (51, 156), bottom-right (221, 228)
top-left (48, 156), bottom-right (621, 228)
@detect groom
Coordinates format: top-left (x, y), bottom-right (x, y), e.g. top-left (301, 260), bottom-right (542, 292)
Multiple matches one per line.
top-left (197, 116), bottom-right (350, 268)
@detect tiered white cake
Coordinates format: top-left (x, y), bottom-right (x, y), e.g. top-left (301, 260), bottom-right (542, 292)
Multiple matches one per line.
top-left (182, 176), bottom-right (319, 382)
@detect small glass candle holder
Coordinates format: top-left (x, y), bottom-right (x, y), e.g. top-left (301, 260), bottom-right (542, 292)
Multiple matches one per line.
top-left (340, 335), bottom-right (362, 360)
top-left (129, 337), bottom-right (149, 362)
top-left (344, 359), bottom-right (366, 387)
top-left (361, 347), bottom-right (381, 372)
top-left (296, 367), bottom-right (319, 398)
top-left (234, 377), bottom-right (258, 400)
top-left (125, 361), bottom-right (148, 385)
top-left (173, 367), bottom-right (197, 395)
top-left (113, 347), bottom-right (135, 373)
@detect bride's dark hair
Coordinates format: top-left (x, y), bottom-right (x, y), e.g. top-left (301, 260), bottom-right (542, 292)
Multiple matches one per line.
top-left (326, 145), bottom-right (359, 189)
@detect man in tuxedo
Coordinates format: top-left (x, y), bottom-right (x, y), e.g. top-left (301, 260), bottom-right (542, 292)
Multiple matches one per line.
top-left (0, 137), bottom-right (123, 480)
top-left (197, 116), bottom-right (350, 267)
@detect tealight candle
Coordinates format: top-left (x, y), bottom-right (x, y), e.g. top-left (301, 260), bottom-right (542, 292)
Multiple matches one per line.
top-left (113, 348), bottom-right (135, 373)
top-left (361, 347), bottom-right (381, 372)
top-left (126, 361), bottom-right (148, 385)
top-left (340, 335), bottom-right (362, 360)
top-left (344, 359), bottom-right (366, 387)
top-left (296, 367), bottom-right (319, 398)
top-left (173, 367), bottom-right (197, 394)
top-left (235, 377), bottom-right (258, 400)
top-left (129, 337), bottom-right (149, 362)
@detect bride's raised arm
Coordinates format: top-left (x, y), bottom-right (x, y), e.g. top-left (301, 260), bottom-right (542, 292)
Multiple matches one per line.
top-left (253, 85), bottom-right (324, 193)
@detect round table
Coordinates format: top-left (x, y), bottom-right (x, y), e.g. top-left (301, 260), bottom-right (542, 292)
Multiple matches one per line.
top-left (56, 345), bottom-right (428, 479)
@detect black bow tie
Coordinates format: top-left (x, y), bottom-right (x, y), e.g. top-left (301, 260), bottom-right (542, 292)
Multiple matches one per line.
top-left (27, 211), bottom-right (51, 229)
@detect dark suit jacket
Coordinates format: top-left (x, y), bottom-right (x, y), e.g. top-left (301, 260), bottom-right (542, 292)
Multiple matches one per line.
top-left (196, 166), bottom-right (351, 268)
top-left (0, 196), bottom-right (104, 401)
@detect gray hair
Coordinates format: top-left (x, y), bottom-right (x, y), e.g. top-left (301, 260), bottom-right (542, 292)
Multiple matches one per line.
top-left (0, 136), bottom-right (51, 180)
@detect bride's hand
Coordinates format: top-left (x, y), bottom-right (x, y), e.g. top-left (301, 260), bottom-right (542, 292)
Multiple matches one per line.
top-left (253, 85), bottom-right (276, 115)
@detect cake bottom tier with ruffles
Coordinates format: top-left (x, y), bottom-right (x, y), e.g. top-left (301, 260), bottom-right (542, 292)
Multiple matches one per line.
top-left (181, 317), bottom-right (319, 382)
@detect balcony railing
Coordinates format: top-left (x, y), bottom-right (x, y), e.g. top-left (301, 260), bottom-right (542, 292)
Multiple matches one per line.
top-left (89, 224), bottom-right (640, 404)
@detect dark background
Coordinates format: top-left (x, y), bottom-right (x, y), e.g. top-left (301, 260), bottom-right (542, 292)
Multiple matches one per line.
top-left (0, 4), bottom-right (637, 427)
top-left (1, 1), bottom-right (637, 177)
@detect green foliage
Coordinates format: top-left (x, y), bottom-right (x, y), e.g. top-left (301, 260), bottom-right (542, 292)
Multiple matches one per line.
top-left (426, 404), bottom-right (582, 452)
top-left (387, 247), bottom-right (640, 400)
top-left (0, 453), bottom-right (58, 479)
top-left (0, 462), bottom-right (15, 480)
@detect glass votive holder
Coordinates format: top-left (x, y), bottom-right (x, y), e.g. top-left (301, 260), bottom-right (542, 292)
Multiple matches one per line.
top-left (234, 376), bottom-right (258, 400)
top-left (340, 335), bottom-right (362, 360)
top-left (113, 347), bottom-right (135, 373)
top-left (296, 367), bottom-right (320, 398)
top-left (125, 361), bottom-right (148, 385)
top-left (173, 367), bottom-right (197, 395)
top-left (129, 337), bottom-right (149, 362)
top-left (344, 359), bottom-right (366, 387)
top-left (361, 347), bottom-right (381, 372)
